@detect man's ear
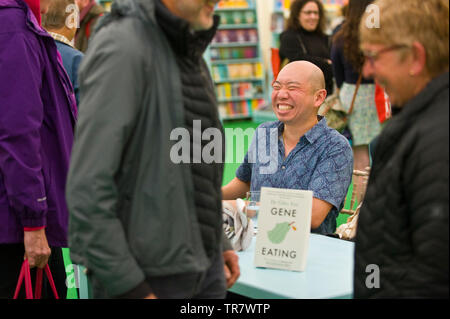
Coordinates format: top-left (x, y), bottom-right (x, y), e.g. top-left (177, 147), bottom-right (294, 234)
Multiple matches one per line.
top-left (314, 89), bottom-right (327, 107)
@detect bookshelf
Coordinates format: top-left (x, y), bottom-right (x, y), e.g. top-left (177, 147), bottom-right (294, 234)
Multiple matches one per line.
top-left (209, 0), bottom-right (267, 121)
top-left (98, 0), bottom-right (112, 12)
top-left (252, 0), bottom-right (291, 123)
top-left (271, 0), bottom-right (290, 48)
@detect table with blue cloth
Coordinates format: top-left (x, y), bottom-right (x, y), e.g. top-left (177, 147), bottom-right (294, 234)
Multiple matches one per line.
top-left (228, 234), bottom-right (354, 299)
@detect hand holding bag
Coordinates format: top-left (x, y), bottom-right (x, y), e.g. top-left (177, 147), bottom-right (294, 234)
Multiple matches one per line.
top-left (13, 259), bottom-right (59, 299)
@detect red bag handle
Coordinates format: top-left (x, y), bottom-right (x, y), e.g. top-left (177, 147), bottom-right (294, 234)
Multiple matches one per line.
top-left (13, 260), bottom-right (59, 299)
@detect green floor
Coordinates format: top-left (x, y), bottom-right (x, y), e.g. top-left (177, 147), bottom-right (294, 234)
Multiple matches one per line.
top-left (63, 119), bottom-right (355, 299)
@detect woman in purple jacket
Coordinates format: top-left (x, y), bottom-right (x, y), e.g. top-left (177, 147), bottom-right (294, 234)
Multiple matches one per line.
top-left (0, 0), bottom-right (76, 298)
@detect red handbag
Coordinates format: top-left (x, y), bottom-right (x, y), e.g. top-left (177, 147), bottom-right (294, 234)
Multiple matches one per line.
top-left (13, 259), bottom-right (59, 299)
top-left (375, 83), bottom-right (392, 123)
top-left (271, 48), bottom-right (281, 79)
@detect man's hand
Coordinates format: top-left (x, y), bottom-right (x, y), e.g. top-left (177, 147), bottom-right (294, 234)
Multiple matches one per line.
top-left (223, 250), bottom-right (240, 288)
top-left (24, 228), bottom-right (51, 269)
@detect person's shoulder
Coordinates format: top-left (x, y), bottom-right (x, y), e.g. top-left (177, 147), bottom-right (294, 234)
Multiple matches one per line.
top-left (322, 123), bottom-right (352, 153)
top-left (66, 45), bottom-right (84, 59)
top-left (90, 17), bottom-right (145, 56)
top-left (280, 29), bottom-right (299, 40)
top-left (0, 3), bottom-right (28, 35)
top-left (327, 127), bottom-right (351, 144)
top-left (56, 41), bottom-right (83, 57)
top-left (0, 6), bottom-right (42, 60)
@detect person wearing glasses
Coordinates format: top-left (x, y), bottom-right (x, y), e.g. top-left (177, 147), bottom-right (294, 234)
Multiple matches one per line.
top-left (279, 0), bottom-right (334, 95)
top-left (354, 0), bottom-right (448, 298)
top-left (331, 0), bottom-right (381, 190)
top-left (66, 0), bottom-right (239, 299)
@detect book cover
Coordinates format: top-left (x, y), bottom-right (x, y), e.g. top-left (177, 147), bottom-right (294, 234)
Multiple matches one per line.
top-left (254, 187), bottom-right (312, 272)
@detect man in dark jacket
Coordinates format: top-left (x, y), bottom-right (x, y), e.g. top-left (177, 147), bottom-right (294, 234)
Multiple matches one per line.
top-left (354, 0), bottom-right (448, 298)
top-left (66, 0), bottom-right (239, 299)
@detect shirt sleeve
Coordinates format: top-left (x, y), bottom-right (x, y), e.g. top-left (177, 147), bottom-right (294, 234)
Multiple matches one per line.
top-left (0, 32), bottom-right (48, 228)
top-left (235, 152), bottom-right (252, 183)
top-left (308, 135), bottom-right (353, 211)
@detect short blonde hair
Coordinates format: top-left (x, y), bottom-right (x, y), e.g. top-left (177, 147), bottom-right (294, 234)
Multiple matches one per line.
top-left (359, 0), bottom-right (449, 78)
top-left (42, 0), bottom-right (76, 30)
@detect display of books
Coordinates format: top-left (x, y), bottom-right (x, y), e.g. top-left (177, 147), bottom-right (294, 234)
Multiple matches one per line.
top-left (208, 0), bottom-right (267, 120)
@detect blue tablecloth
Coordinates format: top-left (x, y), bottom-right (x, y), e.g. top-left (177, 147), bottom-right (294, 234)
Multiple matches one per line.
top-left (229, 233), bottom-right (355, 299)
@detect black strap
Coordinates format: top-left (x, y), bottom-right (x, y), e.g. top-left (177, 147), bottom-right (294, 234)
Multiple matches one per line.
top-left (296, 34), bottom-right (308, 55)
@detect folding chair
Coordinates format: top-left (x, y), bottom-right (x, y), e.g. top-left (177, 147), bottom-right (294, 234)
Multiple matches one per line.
top-left (334, 167), bottom-right (371, 240)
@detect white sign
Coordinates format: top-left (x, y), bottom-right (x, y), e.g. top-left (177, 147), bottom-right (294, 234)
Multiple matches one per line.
top-left (254, 187), bottom-right (312, 272)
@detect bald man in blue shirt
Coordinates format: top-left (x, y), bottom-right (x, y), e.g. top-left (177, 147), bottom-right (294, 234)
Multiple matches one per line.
top-left (223, 61), bottom-right (353, 234)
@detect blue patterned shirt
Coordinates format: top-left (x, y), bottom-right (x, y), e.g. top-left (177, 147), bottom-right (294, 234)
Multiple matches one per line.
top-left (236, 117), bottom-right (353, 234)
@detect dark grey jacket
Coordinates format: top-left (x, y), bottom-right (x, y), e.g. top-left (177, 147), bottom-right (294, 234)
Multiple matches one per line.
top-left (66, 0), bottom-right (226, 297)
top-left (354, 72), bottom-right (449, 298)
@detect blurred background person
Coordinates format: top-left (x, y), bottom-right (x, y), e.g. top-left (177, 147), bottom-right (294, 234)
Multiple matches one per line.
top-left (0, 0), bottom-right (76, 299)
top-left (74, 0), bottom-right (104, 52)
top-left (279, 0), bottom-right (333, 95)
top-left (354, 0), bottom-right (449, 298)
top-left (331, 1), bottom-right (348, 37)
top-left (331, 0), bottom-right (382, 180)
top-left (43, 0), bottom-right (84, 106)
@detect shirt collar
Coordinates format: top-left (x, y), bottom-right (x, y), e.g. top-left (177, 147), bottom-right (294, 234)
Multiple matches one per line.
top-left (277, 115), bottom-right (327, 145)
top-left (304, 115), bottom-right (327, 144)
top-left (48, 32), bottom-right (74, 48)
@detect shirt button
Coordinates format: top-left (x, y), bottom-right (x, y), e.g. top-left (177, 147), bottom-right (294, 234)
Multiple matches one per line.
top-left (281, 166), bottom-right (286, 170)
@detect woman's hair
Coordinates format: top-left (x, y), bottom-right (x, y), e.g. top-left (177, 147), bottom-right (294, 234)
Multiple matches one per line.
top-left (334, 0), bottom-right (373, 71)
top-left (359, 0), bottom-right (449, 78)
top-left (42, 0), bottom-right (76, 30)
top-left (286, 0), bottom-right (326, 35)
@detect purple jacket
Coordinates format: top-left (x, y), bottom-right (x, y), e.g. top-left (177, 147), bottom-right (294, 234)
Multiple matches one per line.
top-left (0, 0), bottom-right (77, 246)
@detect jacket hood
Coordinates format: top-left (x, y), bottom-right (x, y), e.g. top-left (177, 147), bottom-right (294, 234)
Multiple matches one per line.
top-left (94, 0), bottom-right (156, 33)
top-left (0, 0), bottom-right (43, 29)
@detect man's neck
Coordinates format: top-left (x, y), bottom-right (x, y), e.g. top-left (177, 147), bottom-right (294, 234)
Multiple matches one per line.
top-left (283, 115), bottom-right (318, 144)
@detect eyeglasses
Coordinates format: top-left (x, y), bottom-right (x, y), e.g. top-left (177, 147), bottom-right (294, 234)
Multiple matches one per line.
top-left (362, 44), bottom-right (410, 66)
top-left (301, 10), bottom-right (320, 16)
